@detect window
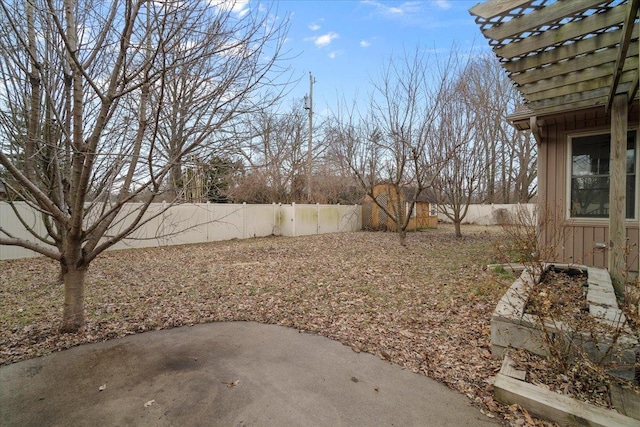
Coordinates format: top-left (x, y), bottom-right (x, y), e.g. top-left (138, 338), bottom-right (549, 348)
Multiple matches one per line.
top-left (405, 202), bottom-right (416, 218)
top-left (570, 131), bottom-right (636, 219)
top-left (429, 203), bottom-right (438, 217)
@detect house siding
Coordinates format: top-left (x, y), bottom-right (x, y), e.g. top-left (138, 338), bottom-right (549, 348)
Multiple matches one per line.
top-left (537, 107), bottom-right (639, 272)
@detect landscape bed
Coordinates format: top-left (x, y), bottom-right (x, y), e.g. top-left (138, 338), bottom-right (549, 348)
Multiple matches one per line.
top-left (491, 263), bottom-right (640, 424)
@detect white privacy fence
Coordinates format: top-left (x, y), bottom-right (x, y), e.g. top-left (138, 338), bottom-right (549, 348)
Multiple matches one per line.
top-left (0, 202), bottom-right (362, 260)
top-left (437, 203), bottom-right (537, 226)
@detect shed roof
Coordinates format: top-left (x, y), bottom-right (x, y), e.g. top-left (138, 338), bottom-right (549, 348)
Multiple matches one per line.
top-left (369, 183), bottom-right (437, 203)
top-left (469, 0), bottom-right (639, 118)
top-left (400, 186), bottom-right (437, 203)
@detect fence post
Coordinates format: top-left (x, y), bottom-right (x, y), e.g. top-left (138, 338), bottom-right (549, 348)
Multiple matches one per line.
top-left (242, 202), bottom-right (247, 239)
top-left (316, 203), bottom-right (320, 234)
top-left (161, 201), bottom-right (167, 246)
top-left (272, 202), bottom-right (276, 236)
top-left (291, 202), bottom-right (296, 237)
top-left (205, 202), bottom-right (209, 242)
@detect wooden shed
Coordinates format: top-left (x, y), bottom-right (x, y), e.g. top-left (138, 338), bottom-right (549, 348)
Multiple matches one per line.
top-left (470, 1), bottom-right (640, 288)
top-left (362, 183), bottom-right (438, 231)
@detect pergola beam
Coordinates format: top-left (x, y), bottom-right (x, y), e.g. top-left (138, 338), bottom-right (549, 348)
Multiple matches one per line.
top-left (529, 86), bottom-right (611, 111)
top-left (523, 65), bottom-right (638, 100)
top-left (495, 5), bottom-right (627, 59)
top-left (519, 57), bottom-right (639, 96)
top-left (606, 0), bottom-right (640, 109)
top-left (502, 25), bottom-right (636, 74)
top-left (469, 0), bottom-right (534, 20)
top-left (484, 0), bottom-right (606, 42)
top-left (527, 98), bottom-right (608, 116)
top-left (509, 42), bottom-right (639, 86)
top-left (528, 81), bottom-right (633, 111)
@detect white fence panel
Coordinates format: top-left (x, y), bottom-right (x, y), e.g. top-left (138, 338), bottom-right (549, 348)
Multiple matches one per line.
top-left (107, 203), bottom-right (170, 250)
top-left (437, 203), bottom-right (537, 226)
top-left (0, 202), bottom-right (56, 259)
top-left (164, 204), bottom-right (213, 246)
top-left (0, 202), bottom-right (361, 260)
top-left (336, 205), bottom-right (362, 232)
top-left (204, 204), bottom-right (245, 242)
top-left (243, 203), bottom-right (279, 238)
top-left (294, 204), bottom-right (319, 236)
top-left (318, 205), bottom-right (338, 234)
top-left (318, 204), bottom-right (361, 234)
top-left (279, 204), bottom-right (295, 237)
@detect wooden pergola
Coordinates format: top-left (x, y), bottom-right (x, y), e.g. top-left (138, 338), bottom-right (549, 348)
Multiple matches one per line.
top-left (470, 0), bottom-right (640, 291)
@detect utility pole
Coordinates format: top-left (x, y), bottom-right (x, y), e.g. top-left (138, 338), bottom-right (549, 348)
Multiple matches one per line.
top-left (304, 72), bottom-right (315, 203)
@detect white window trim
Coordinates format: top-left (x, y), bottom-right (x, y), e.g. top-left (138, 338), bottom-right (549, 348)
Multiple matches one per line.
top-left (566, 129), bottom-right (639, 222)
top-left (405, 202), bottom-right (416, 218)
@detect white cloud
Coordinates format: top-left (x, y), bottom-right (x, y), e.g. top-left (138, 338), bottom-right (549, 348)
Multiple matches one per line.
top-left (213, 0), bottom-right (250, 17)
top-left (432, 0), bottom-right (451, 10)
top-left (361, 0), bottom-right (422, 17)
top-left (316, 32), bottom-right (338, 46)
top-left (306, 31), bottom-right (339, 48)
top-left (328, 50), bottom-right (343, 59)
top-left (308, 18), bottom-right (324, 31)
top-left (234, 1), bottom-right (250, 17)
top-left (360, 40), bottom-right (371, 48)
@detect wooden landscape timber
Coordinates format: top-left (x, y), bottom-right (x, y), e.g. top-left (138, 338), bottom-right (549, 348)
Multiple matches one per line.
top-left (494, 355), bottom-right (640, 427)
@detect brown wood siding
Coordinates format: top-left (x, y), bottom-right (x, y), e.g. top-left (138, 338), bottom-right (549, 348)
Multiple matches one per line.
top-left (410, 202), bottom-right (438, 230)
top-left (557, 224), bottom-right (639, 269)
top-left (538, 106), bottom-right (639, 272)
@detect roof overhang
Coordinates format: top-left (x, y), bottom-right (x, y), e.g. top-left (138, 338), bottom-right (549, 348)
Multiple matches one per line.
top-left (470, 0), bottom-right (640, 118)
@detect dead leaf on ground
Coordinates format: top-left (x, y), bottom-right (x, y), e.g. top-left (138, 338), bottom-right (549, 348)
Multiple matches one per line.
top-left (0, 225), bottom-right (541, 423)
top-left (223, 380), bottom-right (239, 388)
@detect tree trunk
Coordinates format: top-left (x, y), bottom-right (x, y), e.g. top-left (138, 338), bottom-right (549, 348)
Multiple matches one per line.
top-left (168, 162), bottom-right (183, 201)
top-left (60, 262), bottom-right (87, 333)
top-left (454, 220), bottom-right (462, 238)
top-left (398, 229), bottom-right (407, 247)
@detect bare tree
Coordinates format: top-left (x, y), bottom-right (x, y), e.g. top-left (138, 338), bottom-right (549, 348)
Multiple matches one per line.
top-left (234, 100), bottom-right (325, 203)
top-left (432, 73), bottom-right (484, 237)
top-left (433, 56), bottom-right (536, 236)
top-left (329, 48), bottom-right (450, 246)
top-left (309, 160), bottom-right (364, 204)
top-left (180, 155), bottom-right (245, 203)
top-left (510, 129), bottom-right (537, 202)
top-left (0, 0), bottom-right (289, 332)
top-left (465, 56), bottom-right (537, 203)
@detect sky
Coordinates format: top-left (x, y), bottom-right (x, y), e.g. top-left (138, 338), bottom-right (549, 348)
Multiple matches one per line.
top-left (246, 0), bottom-right (492, 116)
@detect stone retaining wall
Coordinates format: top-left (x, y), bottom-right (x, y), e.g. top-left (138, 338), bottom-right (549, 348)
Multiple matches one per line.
top-left (490, 264), bottom-right (638, 379)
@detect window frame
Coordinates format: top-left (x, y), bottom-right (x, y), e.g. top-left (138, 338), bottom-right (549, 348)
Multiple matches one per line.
top-left (405, 201), bottom-right (417, 218)
top-left (566, 129), bottom-right (638, 222)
